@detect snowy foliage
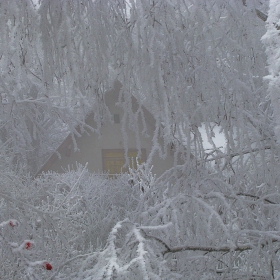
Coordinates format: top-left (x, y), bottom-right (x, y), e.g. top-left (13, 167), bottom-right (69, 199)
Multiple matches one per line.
top-left (2, 0), bottom-right (280, 279)
top-left (3, 158), bottom-right (280, 279)
top-left (262, 0), bottom-right (280, 143)
top-left (0, 161), bottom-right (140, 279)
top-left (0, 0), bottom-right (270, 172)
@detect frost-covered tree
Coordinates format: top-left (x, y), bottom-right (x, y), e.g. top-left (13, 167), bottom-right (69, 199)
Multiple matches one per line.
top-left (2, 0), bottom-right (280, 279)
top-left (262, 0), bottom-right (280, 143)
top-left (0, 0), bottom-right (101, 172)
top-left (0, 158), bottom-right (142, 279)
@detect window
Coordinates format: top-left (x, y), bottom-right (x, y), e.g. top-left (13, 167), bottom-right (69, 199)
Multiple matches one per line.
top-left (113, 114), bottom-right (120, 124)
top-left (102, 149), bottom-right (146, 174)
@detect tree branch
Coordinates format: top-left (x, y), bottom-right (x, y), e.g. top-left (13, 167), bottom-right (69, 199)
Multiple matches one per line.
top-left (255, 9), bottom-right (268, 22)
top-left (163, 244), bottom-right (252, 255)
top-left (141, 229), bottom-right (252, 256)
top-left (204, 146), bottom-right (272, 163)
top-left (241, 0), bottom-right (280, 30)
top-left (139, 229), bottom-right (171, 252)
top-left (236, 192), bottom-right (276, 205)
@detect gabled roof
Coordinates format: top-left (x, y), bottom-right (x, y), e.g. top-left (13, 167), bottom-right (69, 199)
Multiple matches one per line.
top-left (35, 81), bottom-right (159, 176)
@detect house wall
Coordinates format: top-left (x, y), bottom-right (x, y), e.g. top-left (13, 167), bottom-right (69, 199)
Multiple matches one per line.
top-left (38, 84), bottom-right (177, 177)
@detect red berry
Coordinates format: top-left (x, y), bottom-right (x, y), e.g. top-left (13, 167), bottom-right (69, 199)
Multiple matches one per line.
top-left (25, 241), bottom-right (31, 249)
top-left (9, 221), bottom-right (15, 227)
top-left (44, 263), bottom-right (52, 270)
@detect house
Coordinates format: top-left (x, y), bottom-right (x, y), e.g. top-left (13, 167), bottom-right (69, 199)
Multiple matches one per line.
top-left (36, 81), bottom-right (176, 176)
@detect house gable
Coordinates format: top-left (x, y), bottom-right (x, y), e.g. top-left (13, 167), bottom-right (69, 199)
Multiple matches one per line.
top-left (36, 83), bottom-right (176, 176)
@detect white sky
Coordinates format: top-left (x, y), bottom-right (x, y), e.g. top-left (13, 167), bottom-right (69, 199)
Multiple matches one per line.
top-left (199, 123), bottom-right (227, 152)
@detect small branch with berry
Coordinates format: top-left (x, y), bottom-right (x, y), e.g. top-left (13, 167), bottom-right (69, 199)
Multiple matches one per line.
top-left (0, 219), bottom-right (52, 275)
